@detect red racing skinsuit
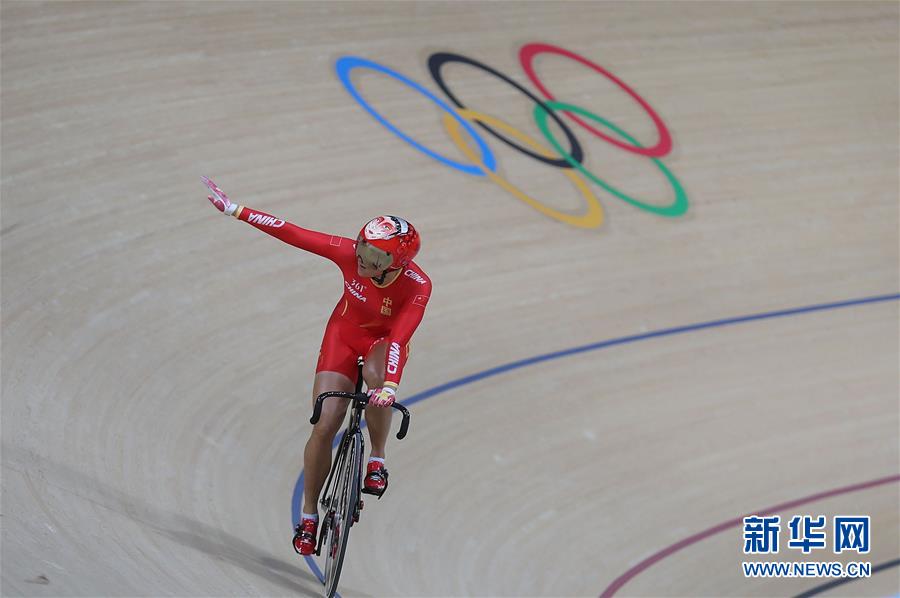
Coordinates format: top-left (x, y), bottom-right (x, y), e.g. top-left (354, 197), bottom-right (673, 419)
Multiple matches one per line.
top-left (234, 205), bottom-right (432, 391)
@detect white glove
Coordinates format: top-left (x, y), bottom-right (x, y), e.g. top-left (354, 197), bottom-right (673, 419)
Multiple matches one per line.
top-left (202, 176), bottom-right (238, 216)
top-left (368, 386), bottom-right (396, 407)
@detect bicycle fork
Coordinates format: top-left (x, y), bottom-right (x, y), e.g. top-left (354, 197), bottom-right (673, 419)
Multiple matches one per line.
top-left (315, 428), bottom-right (366, 556)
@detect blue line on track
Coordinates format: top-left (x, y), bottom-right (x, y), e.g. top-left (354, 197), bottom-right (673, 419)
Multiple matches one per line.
top-left (291, 292), bottom-right (899, 586)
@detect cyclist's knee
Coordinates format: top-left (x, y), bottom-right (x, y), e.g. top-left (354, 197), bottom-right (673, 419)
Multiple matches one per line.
top-left (309, 424), bottom-right (340, 448)
top-left (362, 360), bottom-right (385, 388)
top-left (309, 403), bottom-right (348, 441)
top-left (364, 343), bottom-right (387, 388)
top-left (363, 371), bottom-right (384, 390)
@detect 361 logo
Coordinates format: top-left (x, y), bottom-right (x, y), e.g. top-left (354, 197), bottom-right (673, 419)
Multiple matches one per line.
top-left (336, 43), bottom-right (688, 229)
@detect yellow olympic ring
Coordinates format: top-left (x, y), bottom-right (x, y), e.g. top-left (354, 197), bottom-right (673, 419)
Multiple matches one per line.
top-left (442, 109), bottom-right (604, 229)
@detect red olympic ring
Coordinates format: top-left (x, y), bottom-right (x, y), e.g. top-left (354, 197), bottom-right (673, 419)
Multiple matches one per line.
top-left (519, 42), bottom-right (673, 158)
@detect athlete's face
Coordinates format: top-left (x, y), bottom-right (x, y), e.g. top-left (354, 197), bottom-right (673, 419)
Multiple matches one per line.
top-left (356, 255), bottom-right (383, 278)
top-left (356, 240), bottom-right (392, 278)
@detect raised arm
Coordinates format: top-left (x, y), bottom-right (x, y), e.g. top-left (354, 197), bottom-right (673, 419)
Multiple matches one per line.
top-left (203, 176), bottom-right (349, 262)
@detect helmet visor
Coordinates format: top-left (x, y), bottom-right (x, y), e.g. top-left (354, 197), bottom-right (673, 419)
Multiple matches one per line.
top-left (356, 240), bottom-right (393, 271)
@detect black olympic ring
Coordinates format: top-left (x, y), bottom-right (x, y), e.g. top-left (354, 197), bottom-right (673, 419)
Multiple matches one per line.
top-left (427, 52), bottom-right (585, 169)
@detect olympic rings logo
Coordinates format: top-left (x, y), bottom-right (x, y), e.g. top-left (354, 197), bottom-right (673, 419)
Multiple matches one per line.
top-left (335, 43), bottom-right (688, 229)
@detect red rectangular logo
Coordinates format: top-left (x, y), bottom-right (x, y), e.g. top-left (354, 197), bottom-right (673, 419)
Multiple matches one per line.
top-left (413, 294), bottom-right (429, 307)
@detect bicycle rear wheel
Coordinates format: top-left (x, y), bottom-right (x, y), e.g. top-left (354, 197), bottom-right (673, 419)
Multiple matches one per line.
top-left (323, 430), bottom-right (362, 598)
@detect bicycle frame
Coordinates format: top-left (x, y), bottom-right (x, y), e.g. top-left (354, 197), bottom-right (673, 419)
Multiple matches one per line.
top-left (316, 359), bottom-right (367, 530)
top-left (308, 357), bottom-right (411, 598)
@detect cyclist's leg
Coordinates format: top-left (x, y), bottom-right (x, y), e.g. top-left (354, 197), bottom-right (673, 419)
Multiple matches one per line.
top-left (302, 371), bottom-right (353, 515)
top-left (362, 340), bottom-right (391, 459)
top-left (302, 320), bottom-right (359, 515)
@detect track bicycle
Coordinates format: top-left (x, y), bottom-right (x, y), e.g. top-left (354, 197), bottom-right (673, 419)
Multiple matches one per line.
top-left (306, 356), bottom-right (410, 598)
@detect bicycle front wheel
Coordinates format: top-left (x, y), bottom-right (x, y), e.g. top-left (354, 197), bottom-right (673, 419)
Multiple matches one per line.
top-left (323, 430), bottom-right (362, 598)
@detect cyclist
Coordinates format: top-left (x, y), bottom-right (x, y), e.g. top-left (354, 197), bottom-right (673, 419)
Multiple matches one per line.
top-left (203, 177), bottom-right (432, 556)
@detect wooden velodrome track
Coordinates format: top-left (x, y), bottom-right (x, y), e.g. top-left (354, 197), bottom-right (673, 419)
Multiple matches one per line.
top-left (2, 2), bottom-right (898, 596)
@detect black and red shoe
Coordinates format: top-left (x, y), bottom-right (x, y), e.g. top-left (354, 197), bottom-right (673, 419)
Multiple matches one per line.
top-left (292, 518), bottom-right (318, 556)
top-left (361, 461), bottom-right (389, 498)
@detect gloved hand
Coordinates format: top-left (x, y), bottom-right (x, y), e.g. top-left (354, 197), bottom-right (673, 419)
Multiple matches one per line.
top-left (368, 386), bottom-right (396, 407)
top-left (202, 176), bottom-right (239, 216)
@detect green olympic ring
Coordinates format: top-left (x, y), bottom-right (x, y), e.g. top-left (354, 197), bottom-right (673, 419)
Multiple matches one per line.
top-left (534, 101), bottom-right (688, 218)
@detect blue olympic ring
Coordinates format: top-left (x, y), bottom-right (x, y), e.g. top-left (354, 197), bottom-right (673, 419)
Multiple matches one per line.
top-left (335, 56), bottom-right (497, 176)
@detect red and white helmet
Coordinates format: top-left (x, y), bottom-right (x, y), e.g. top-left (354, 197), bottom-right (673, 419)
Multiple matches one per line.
top-left (356, 215), bottom-right (420, 271)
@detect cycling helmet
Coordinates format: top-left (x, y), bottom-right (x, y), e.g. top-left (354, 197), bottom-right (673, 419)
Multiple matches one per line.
top-left (356, 215), bottom-right (420, 271)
